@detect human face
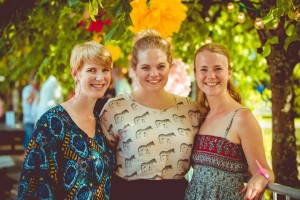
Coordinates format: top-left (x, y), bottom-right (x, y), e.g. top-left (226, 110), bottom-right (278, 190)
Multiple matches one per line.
top-left (73, 62), bottom-right (111, 99)
top-left (195, 51), bottom-right (231, 97)
top-left (134, 48), bottom-right (170, 93)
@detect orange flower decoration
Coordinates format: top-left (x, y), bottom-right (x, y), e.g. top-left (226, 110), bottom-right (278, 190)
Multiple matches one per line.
top-left (129, 0), bottom-right (187, 38)
top-left (105, 43), bottom-right (121, 62)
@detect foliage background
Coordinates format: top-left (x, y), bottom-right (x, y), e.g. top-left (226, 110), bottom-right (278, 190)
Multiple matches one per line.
top-left (0, 0), bottom-right (299, 187)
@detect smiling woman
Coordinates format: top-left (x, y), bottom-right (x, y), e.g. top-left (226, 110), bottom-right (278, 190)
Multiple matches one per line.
top-left (17, 41), bottom-right (115, 200)
top-left (99, 30), bottom-right (201, 200)
top-left (185, 43), bottom-right (275, 200)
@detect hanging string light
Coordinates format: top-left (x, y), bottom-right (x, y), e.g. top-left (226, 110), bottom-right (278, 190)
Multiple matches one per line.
top-left (254, 8), bottom-right (264, 29)
top-left (204, 32), bottom-right (213, 44)
top-left (295, 9), bottom-right (300, 22)
top-left (227, 2), bottom-right (234, 12)
top-left (237, 3), bottom-right (246, 23)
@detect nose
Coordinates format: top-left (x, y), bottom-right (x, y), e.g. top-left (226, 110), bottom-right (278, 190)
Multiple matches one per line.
top-left (150, 68), bottom-right (158, 76)
top-left (96, 72), bottom-right (104, 81)
top-left (207, 70), bottom-right (216, 78)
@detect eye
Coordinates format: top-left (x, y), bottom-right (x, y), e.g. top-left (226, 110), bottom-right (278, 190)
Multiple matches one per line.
top-left (158, 64), bottom-right (166, 70)
top-left (215, 67), bottom-right (223, 71)
top-left (87, 68), bottom-right (96, 73)
top-left (102, 68), bottom-right (111, 73)
top-left (199, 68), bottom-right (207, 72)
top-left (141, 66), bottom-right (150, 71)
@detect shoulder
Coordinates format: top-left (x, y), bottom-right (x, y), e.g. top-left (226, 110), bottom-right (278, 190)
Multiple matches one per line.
top-left (22, 85), bottom-right (32, 93)
top-left (104, 93), bottom-right (132, 108)
top-left (106, 93), bottom-right (130, 104)
top-left (174, 95), bottom-right (199, 110)
top-left (100, 94), bottom-right (131, 115)
top-left (234, 108), bottom-right (257, 124)
top-left (233, 108), bottom-right (261, 135)
top-left (35, 105), bottom-right (67, 140)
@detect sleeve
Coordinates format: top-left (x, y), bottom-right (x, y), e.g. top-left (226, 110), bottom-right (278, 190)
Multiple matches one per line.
top-left (99, 100), bottom-right (118, 148)
top-left (17, 115), bottom-right (59, 200)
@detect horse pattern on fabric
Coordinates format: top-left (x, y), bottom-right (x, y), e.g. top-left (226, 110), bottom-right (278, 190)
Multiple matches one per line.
top-left (100, 93), bottom-right (200, 180)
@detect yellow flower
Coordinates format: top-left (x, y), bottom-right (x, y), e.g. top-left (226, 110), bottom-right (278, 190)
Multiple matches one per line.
top-left (130, 0), bottom-right (187, 38)
top-left (129, 0), bottom-right (150, 32)
top-left (105, 43), bottom-right (121, 62)
top-left (92, 33), bottom-right (103, 43)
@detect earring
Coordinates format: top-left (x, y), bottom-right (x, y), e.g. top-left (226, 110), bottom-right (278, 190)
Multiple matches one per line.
top-left (73, 80), bottom-right (81, 100)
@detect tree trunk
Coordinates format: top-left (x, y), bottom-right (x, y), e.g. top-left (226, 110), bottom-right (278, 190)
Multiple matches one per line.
top-left (267, 46), bottom-right (299, 187)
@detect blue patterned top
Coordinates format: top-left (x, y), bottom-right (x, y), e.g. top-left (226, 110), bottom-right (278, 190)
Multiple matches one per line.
top-left (18, 105), bottom-right (115, 200)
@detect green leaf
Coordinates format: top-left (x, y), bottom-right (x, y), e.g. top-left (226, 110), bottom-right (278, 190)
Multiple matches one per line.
top-left (124, 13), bottom-right (132, 26)
top-left (104, 24), bottom-right (120, 44)
top-left (287, 10), bottom-right (296, 20)
top-left (284, 35), bottom-right (299, 50)
top-left (60, 6), bottom-right (73, 19)
top-left (89, 3), bottom-right (96, 21)
top-left (111, 1), bottom-right (123, 17)
top-left (262, 44), bottom-right (271, 57)
top-left (273, 7), bottom-right (284, 17)
top-left (68, 0), bottom-right (80, 8)
top-left (104, 20), bottom-right (128, 44)
top-left (267, 36), bottom-right (279, 45)
top-left (92, 0), bottom-right (98, 16)
top-left (286, 24), bottom-right (295, 36)
top-left (122, 0), bottom-right (133, 13)
top-left (293, 63), bottom-right (300, 78)
top-left (263, 8), bottom-right (275, 25)
top-left (97, 0), bottom-right (103, 8)
top-left (265, 17), bottom-right (279, 30)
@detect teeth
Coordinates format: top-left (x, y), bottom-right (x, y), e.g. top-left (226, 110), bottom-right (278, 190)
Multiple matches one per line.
top-left (206, 82), bottom-right (217, 86)
top-left (148, 80), bottom-right (160, 83)
top-left (92, 84), bottom-right (104, 88)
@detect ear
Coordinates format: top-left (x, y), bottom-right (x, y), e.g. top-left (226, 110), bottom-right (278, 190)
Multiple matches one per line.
top-left (71, 68), bottom-right (77, 80)
top-left (131, 65), bottom-right (137, 74)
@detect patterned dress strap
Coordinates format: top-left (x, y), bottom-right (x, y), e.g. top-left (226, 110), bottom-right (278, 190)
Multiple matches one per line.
top-left (223, 108), bottom-right (248, 138)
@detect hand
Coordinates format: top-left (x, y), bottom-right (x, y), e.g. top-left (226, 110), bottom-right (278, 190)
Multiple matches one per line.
top-left (240, 172), bottom-right (269, 200)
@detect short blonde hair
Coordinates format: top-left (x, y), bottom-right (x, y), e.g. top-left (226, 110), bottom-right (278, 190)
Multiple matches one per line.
top-left (70, 41), bottom-right (113, 71)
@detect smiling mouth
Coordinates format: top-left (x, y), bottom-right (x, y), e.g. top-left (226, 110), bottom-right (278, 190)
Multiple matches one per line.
top-left (148, 80), bottom-right (161, 83)
top-left (91, 83), bottom-right (106, 88)
top-left (205, 82), bottom-right (219, 86)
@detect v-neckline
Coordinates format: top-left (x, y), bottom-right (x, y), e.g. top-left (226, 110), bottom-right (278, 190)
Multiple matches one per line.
top-left (59, 105), bottom-right (98, 139)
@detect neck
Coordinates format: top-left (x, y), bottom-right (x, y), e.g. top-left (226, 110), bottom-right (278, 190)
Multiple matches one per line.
top-left (135, 89), bottom-right (170, 99)
top-left (207, 93), bottom-right (235, 114)
top-left (66, 97), bottom-right (96, 117)
top-left (133, 89), bottom-right (174, 109)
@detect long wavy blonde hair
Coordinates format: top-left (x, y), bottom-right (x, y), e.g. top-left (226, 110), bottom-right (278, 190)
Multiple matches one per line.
top-left (194, 43), bottom-right (243, 124)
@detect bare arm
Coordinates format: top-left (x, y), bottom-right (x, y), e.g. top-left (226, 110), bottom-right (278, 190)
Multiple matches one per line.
top-left (236, 109), bottom-right (275, 199)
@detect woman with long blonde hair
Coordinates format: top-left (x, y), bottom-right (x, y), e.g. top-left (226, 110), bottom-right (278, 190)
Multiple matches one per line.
top-left (185, 43), bottom-right (274, 200)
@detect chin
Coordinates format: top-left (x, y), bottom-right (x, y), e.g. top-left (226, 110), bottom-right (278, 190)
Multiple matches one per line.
top-left (91, 92), bottom-right (105, 99)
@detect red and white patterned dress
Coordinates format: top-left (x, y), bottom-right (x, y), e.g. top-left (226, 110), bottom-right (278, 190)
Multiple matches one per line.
top-left (185, 109), bottom-right (249, 200)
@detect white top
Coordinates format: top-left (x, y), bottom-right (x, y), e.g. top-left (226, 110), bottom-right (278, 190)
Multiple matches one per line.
top-left (22, 85), bottom-right (34, 124)
top-left (114, 78), bottom-right (132, 95)
top-left (100, 93), bottom-right (200, 180)
top-left (36, 75), bottom-right (62, 120)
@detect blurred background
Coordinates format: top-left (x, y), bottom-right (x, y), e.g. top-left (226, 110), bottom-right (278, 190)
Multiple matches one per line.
top-left (0, 0), bottom-right (299, 199)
